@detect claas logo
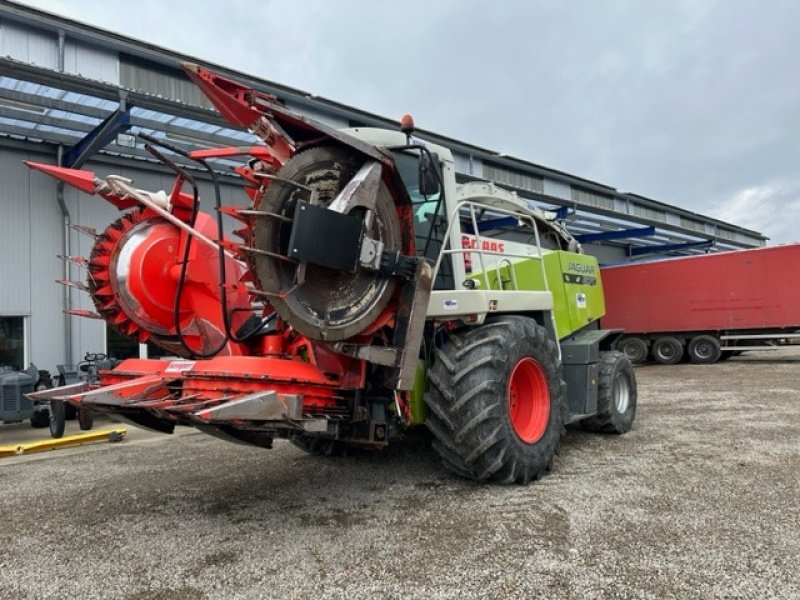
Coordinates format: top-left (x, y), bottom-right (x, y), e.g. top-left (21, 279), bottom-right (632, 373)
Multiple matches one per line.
top-left (461, 236), bottom-right (505, 253)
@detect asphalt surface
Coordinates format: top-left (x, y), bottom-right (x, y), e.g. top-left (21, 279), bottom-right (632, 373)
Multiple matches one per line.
top-left (1, 349), bottom-right (798, 599)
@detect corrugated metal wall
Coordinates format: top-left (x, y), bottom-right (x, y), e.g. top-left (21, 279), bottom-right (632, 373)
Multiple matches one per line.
top-left (64, 40), bottom-right (119, 84)
top-left (120, 56), bottom-right (210, 108)
top-left (0, 21), bottom-right (58, 69)
top-left (0, 147), bottom-right (64, 371)
top-left (0, 21), bottom-right (120, 84)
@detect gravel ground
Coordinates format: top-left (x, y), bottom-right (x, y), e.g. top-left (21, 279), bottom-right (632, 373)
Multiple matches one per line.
top-left (1, 349), bottom-right (798, 599)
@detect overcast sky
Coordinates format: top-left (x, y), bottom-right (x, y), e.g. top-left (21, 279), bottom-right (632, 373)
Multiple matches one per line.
top-left (23, 0), bottom-right (800, 243)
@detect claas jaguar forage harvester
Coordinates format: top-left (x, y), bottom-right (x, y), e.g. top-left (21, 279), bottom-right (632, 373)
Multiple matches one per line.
top-left (28, 64), bottom-right (637, 483)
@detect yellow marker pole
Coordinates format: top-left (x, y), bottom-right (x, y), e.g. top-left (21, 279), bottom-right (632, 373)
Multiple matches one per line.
top-left (0, 428), bottom-right (127, 458)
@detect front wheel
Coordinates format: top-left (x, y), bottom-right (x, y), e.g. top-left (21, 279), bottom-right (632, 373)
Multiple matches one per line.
top-left (581, 351), bottom-right (637, 434)
top-left (49, 400), bottom-right (66, 438)
top-left (425, 316), bottom-right (565, 484)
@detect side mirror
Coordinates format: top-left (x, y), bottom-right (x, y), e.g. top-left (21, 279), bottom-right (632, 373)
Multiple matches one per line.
top-left (418, 151), bottom-right (440, 197)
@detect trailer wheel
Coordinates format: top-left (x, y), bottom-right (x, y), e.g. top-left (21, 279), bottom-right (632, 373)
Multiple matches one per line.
top-left (651, 336), bottom-right (684, 365)
top-left (581, 351), bottom-right (637, 434)
top-left (49, 400), bottom-right (66, 438)
top-left (77, 408), bottom-right (94, 431)
top-left (425, 316), bottom-right (565, 484)
top-left (290, 435), bottom-right (353, 457)
top-left (687, 335), bottom-right (721, 364)
top-left (617, 337), bottom-right (648, 364)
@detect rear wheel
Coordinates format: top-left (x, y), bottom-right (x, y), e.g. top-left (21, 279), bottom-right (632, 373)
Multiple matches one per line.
top-left (651, 336), bottom-right (684, 365)
top-left (687, 335), bottom-right (721, 364)
top-left (581, 351), bottom-right (637, 434)
top-left (617, 336), bottom-right (648, 364)
top-left (425, 316), bottom-right (565, 484)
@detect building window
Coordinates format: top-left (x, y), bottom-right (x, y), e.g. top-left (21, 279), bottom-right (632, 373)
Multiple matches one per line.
top-left (0, 317), bottom-right (25, 369)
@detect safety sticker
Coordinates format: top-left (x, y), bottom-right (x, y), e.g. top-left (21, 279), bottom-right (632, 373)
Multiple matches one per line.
top-left (576, 293), bottom-right (587, 309)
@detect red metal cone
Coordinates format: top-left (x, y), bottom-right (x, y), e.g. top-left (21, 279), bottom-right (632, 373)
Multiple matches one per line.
top-left (24, 161), bottom-right (99, 194)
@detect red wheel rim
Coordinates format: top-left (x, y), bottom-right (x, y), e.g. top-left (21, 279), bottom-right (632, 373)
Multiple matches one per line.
top-left (507, 357), bottom-right (550, 443)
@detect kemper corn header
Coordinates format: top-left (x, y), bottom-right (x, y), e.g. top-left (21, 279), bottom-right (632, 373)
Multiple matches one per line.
top-left (28, 64), bottom-right (637, 483)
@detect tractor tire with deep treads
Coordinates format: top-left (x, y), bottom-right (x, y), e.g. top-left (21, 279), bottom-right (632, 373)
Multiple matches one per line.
top-left (580, 351), bottom-right (637, 434)
top-left (425, 316), bottom-right (565, 484)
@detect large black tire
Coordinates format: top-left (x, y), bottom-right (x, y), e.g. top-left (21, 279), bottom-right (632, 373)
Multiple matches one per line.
top-left (49, 400), bottom-right (66, 438)
top-left (617, 336), bottom-right (648, 364)
top-left (290, 435), bottom-right (353, 457)
top-left (581, 351), bottom-right (637, 434)
top-left (77, 408), bottom-right (94, 431)
top-left (651, 336), bottom-right (684, 365)
top-left (425, 316), bottom-right (565, 484)
top-left (687, 334), bottom-right (721, 364)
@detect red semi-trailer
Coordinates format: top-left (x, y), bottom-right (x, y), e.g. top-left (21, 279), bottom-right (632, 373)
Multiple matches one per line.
top-left (601, 244), bottom-right (800, 364)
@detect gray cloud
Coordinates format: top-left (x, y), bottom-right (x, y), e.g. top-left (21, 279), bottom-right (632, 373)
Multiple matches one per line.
top-left (23, 0), bottom-right (800, 242)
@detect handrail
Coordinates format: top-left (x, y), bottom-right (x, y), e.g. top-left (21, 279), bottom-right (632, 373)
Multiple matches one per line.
top-left (496, 258), bottom-right (517, 290)
top-left (432, 200), bottom-right (548, 294)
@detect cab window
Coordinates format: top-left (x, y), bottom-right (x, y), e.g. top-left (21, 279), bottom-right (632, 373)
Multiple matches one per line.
top-left (390, 151), bottom-right (453, 289)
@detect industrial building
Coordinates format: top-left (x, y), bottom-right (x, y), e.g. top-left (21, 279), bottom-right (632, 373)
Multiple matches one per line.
top-left (0, 1), bottom-right (767, 374)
